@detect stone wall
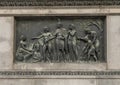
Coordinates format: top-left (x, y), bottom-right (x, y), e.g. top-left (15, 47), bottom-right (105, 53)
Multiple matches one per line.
top-left (0, 79), bottom-right (120, 85)
top-left (0, 7), bottom-right (120, 85)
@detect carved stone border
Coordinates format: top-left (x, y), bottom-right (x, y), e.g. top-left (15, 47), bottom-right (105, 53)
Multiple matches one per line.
top-left (0, 0), bottom-right (120, 7)
top-left (0, 71), bottom-right (120, 76)
top-left (0, 1), bottom-right (119, 79)
top-left (0, 71), bottom-right (120, 79)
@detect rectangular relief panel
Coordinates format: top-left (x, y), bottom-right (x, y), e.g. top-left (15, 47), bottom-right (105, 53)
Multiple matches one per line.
top-left (14, 16), bottom-right (106, 70)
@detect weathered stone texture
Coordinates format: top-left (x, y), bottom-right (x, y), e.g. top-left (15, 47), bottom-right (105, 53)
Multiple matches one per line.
top-left (107, 16), bottom-right (120, 70)
top-left (0, 17), bottom-right (14, 69)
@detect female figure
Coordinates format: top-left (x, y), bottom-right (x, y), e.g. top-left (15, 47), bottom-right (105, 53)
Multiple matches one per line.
top-left (67, 24), bottom-right (78, 62)
top-left (54, 22), bottom-right (66, 62)
top-left (16, 35), bottom-right (33, 62)
top-left (32, 26), bottom-right (53, 62)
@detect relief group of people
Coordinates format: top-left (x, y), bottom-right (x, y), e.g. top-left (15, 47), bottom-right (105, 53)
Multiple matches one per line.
top-left (16, 21), bottom-right (100, 63)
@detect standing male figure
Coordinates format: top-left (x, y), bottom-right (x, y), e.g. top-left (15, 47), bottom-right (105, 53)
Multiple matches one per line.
top-left (81, 29), bottom-right (99, 61)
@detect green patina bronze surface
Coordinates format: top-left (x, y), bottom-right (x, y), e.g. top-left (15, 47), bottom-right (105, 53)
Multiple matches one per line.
top-left (15, 16), bottom-right (105, 63)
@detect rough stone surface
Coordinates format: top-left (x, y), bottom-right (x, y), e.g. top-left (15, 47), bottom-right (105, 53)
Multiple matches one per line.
top-left (0, 79), bottom-right (96, 85)
top-left (0, 9), bottom-right (120, 85)
top-left (0, 79), bottom-right (120, 85)
top-left (96, 79), bottom-right (120, 85)
top-left (34, 79), bottom-right (97, 85)
top-left (107, 16), bottom-right (120, 70)
top-left (14, 63), bottom-right (106, 71)
top-left (0, 8), bottom-right (116, 15)
top-left (0, 79), bottom-right (34, 85)
top-left (0, 17), bottom-right (14, 69)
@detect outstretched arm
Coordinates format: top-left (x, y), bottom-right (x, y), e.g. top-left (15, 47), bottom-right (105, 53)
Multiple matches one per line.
top-left (20, 43), bottom-right (33, 54)
top-left (77, 37), bottom-right (88, 42)
top-left (92, 32), bottom-right (97, 44)
top-left (31, 35), bottom-right (43, 40)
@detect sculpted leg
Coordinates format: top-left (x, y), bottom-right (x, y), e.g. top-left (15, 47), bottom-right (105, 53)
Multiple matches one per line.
top-left (72, 44), bottom-right (78, 61)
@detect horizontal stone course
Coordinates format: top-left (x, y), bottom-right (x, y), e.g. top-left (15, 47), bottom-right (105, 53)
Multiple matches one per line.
top-left (0, 0), bottom-right (120, 6)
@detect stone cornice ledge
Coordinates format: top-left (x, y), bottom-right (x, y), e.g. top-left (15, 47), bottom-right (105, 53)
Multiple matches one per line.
top-left (0, 71), bottom-right (120, 79)
top-left (0, 0), bottom-right (120, 7)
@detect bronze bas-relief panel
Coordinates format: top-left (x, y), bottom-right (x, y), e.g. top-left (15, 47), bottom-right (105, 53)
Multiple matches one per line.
top-left (15, 16), bottom-right (106, 64)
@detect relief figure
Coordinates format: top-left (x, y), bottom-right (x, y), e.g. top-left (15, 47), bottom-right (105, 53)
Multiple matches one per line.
top-left (54, 22), bottom-right (66, 62)
top-left (16, 18), bottom-right (103, 63)
top-left (67, 24), bottom-right (78, 62)
top-left (80, 29), bottom-right (100, 61)
top-left (16, 35), bottom-right (33, 62)
top-left (32, 26), bottom-right (53, 62)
